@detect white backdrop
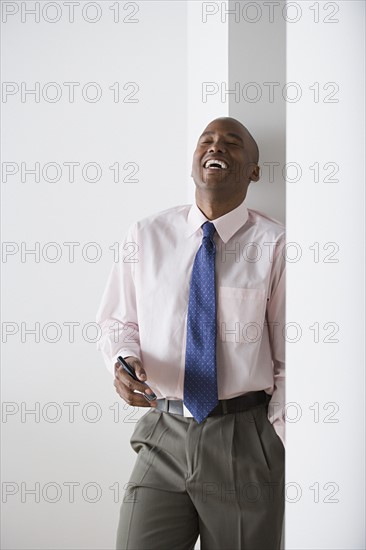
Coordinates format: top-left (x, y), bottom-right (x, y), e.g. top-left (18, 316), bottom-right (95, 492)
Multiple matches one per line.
top-left (1, 1), bottom-right (365, 549)
top-left (2, 3), bottom-right (189, 549)
top-left (286, 2), bottom-right (365, 548)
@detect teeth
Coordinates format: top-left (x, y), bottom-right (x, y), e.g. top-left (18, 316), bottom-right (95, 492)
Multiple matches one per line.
top-left (204, 159), bottom-right (228, 169)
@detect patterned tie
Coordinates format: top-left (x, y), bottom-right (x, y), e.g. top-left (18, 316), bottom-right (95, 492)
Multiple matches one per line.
top-left (184, 221), bottom-right (218, 422)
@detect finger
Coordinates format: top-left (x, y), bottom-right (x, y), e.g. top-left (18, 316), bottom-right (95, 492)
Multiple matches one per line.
top-left (124, 357), bottom-right (147, 382)
top-left (144, 387), bottom-right (156, 398)
top-left (134, 364), bottom-right (147, 382)
top-left (144, 395), bottom-right (158, 407)
top-left (115, 367), bottom-right (149, 394)
top-left (114, 378), bottom-right (156, 408)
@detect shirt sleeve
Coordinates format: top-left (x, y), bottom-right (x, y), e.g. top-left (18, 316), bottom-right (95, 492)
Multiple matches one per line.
top-left (95, 223), bottom-right (141, 377)
top-left (266, 234), bottom-right (286, 447)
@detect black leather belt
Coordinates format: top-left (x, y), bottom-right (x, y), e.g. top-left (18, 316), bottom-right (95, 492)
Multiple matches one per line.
top-left (156, 390), bottom-right (270, 417)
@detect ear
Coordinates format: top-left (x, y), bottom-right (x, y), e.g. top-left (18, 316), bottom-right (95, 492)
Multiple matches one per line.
top-left (250, 164), bottom-right (260, 182)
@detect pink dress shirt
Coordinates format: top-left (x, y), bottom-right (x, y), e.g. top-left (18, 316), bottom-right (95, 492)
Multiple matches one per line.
top-left (96, 199), bottom-right (286, 446)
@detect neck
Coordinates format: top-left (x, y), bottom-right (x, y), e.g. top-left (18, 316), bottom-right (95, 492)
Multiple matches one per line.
top-left (195, 190), bottom-right (246, 220)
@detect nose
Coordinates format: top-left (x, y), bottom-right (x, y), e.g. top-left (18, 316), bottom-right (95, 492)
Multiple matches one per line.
top-left (208, 138), bottom-right (226, 153)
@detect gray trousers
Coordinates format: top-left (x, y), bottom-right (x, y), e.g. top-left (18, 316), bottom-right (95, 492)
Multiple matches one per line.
top-left (116, 400), bottom-right (285, 550)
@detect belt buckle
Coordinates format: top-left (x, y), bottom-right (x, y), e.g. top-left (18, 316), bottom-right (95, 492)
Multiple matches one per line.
top-left (168, 399), bottom-right (184, 415)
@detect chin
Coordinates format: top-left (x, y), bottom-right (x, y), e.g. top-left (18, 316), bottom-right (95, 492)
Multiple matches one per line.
top-left (202, 176), bottom-right (229, 187)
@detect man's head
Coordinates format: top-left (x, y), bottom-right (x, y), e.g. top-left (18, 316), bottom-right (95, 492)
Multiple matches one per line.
top-left (191, 117), bottom-right (260, 203)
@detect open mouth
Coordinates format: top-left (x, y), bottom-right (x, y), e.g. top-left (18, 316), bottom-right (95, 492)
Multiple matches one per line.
top-left (203, 158), bottom-right (228, 170)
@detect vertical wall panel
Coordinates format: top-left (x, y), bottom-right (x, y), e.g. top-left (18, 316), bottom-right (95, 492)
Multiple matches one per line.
top-left (229, 0), bottom-right (286, 223)
top-left (286, 1), bottom-right (365, 548)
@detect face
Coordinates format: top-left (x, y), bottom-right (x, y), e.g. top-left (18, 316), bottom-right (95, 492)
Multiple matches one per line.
top-left (191, 118), bottom-right (259, 199)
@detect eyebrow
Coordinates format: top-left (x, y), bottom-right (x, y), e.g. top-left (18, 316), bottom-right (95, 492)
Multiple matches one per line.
top-left (200, 131), bottom-right (244, 143)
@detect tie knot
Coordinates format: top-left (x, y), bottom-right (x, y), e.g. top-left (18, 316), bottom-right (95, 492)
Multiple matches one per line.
top-left (202, 222), bottom-right (216, 240)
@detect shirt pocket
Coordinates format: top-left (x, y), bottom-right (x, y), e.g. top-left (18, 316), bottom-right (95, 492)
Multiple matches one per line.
top-left (217, 287), bottom-right (267, 344)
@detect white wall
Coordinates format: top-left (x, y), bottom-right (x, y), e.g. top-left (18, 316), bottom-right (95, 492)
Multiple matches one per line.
top-left (286, 2), bottom-right (365, 548)
top-left (1, 1), bottom-right (365, 549)
top-left (229, 0), bottom-right (286, 223)
top-left (1, 2), bottom-right (188, 549)
top-left (187, 1), bottom-right (229, 203)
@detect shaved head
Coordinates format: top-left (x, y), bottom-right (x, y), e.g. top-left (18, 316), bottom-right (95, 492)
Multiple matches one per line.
top-left (206, 117), bottom-right (259, 164)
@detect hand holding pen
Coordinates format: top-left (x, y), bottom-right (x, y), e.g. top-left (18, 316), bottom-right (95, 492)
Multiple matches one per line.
top-left (114, 356), bottom-right (157, 407)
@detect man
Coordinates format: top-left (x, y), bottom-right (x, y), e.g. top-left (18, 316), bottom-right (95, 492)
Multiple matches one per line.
top-left (96, 117), bottom-right (285, 550)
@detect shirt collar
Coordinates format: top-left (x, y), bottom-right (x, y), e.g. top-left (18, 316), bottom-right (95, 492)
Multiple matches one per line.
top-left (186, 199), bottom-right (249, 243)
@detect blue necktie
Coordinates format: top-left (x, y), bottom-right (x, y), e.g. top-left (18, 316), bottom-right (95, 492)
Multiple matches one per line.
top-left (184, 221), bottom-right (218, 422)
